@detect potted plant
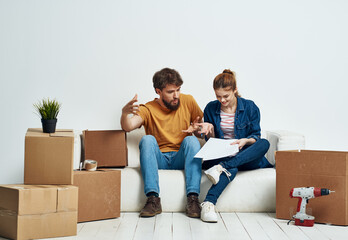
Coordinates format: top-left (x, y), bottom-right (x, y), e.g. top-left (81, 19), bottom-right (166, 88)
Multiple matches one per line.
top-left (33, 98), bottom-right (61, 133)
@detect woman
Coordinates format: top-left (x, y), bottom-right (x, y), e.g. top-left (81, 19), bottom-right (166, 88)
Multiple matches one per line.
top-left (197, 69), bottom-right (273, 223)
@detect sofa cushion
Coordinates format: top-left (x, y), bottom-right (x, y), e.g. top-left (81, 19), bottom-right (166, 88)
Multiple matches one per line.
top-left (121, 167), bottom-right (276, 212)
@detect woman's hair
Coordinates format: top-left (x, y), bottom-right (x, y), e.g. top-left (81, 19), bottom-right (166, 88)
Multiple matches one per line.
top-left (153, 68), bottom-right (183, 92)
top-left (213, 69), bottom-right (241, 97)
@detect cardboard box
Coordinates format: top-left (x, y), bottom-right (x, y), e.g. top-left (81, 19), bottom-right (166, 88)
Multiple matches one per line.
top-left (84, 130), bottom-right (127, 167)
top-left (0, 185), bottom-right (78, 240)
top-left (73, 169), bottom-right (121, 222)
top-left (24, 128), bottom-right (74, 185)
top-left (276, 150), bottom-right (348, 225)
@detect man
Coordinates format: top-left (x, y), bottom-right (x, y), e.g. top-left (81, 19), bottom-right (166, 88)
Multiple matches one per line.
top-left (121, 68), bottom-right (203, 218)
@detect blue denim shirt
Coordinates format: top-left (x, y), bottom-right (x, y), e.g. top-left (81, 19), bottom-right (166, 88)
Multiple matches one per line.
top-left (203, 97), bottom-right (261, 141)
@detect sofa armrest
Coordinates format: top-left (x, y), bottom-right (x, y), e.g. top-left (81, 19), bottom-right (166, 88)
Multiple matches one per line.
top-left (265, 130), bottom-right (305, 166)
top-left (127, 128), bottom-right (146, 167)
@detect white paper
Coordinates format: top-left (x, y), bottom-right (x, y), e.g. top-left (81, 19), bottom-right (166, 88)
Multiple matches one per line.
top-left (194, 138), bottom-right (239, 161)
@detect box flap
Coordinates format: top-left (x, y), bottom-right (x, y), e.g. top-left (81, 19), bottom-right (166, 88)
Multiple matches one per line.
top-left (26, 128), bottom-right (48, 137)
top-left (50, 131), bottom-right (74, 137)
top-left (83, 130), bottom-right (127, 167)
top-left (276, 150), bottom-right (348, 176)
top-left (26, 128), bottom-right (73, 138)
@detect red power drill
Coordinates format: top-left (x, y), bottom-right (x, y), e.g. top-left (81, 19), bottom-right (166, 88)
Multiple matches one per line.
top-left (289, 187), bottom-right (334, 227)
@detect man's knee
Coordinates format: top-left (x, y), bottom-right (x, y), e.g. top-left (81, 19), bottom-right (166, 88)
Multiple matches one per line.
top-left (139, 135), bottom-right (157, 149)
top-left (182, 136), bottom-right (200, 150)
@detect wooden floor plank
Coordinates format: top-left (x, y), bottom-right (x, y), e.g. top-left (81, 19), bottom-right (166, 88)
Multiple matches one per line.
top-left (133, 214), bottom-right (156, 240)
top-left (298, 225), bottom-right (330, 240)
top-left (173, 212), bottom-right (192, 240)
top-left (209, 213), bottom-right (234, 240)
top-left (236, 213), bottom-right (271, 240)
top-left (77, 223), bottom-right (84, 233)
top-left (190, 217), bottom-right (215, 240)
top-left (112, 212), bottom-right (139, 240)
top-left (3, 212), bottom-right (348, 240)
top-left (268, 213), bottom-right (310, 240)
top-left (312, 223), bottom-right (348, 240)
top-left (153, 213), bottom-right (173, 240)
top-left (189, 212), bottom-right (232, 240)
top-left (253, 212), bottom-right (290, 240)
top-left (93, 216), bottom-right (123, 240)
top-left (220, 212), bottom-right (251, 240)
top-left (75, 219), bottom-right (105, 239)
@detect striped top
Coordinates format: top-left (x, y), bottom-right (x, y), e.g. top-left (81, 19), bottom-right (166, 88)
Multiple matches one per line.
top-left (220, 110), bottom-right (235, 139)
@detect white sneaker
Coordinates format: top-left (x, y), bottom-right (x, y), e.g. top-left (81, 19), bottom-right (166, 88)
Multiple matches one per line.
top-left (204, 164), bottom-right (231, 185)
top-left (200, 201), bottom-right (217, 223)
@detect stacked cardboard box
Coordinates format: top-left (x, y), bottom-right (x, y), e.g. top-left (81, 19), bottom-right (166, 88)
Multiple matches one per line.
top-left (73, 169), bottom-right (121, 222)
top-left (0, 128), bottom-right (78, 239)
top-left (73, 130), bottom-right (125, 222)
top-left (0, 128), bottom-right (125, 239)
top-left (24, 128), bottom-right (74, 184)
top-left (0, 185), bottom-right (78, 240)
top-left (276, 150), bottom-right (348, 226)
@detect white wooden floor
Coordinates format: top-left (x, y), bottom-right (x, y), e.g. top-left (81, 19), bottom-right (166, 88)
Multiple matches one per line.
top-left (2, 212), bottom-right (348, 240)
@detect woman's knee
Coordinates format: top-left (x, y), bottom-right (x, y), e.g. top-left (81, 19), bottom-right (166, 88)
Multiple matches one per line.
top-left (258, 138), bottom-right (270, 151)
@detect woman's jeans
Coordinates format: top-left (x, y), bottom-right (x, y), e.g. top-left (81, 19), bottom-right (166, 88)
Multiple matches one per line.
top-left (202, 138), bottom-right (272, 205)
top-left (139, 135), bottom-right (202, 196)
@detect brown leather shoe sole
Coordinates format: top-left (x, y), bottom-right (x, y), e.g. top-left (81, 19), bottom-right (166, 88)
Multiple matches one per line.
top-left (186, 210), bottom-right (200, 218)
top-left (139, 209), bottom-right (162, 218)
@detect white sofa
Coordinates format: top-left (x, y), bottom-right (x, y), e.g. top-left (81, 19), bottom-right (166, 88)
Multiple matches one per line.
top-left (120, 128), bottom-right (305, 212)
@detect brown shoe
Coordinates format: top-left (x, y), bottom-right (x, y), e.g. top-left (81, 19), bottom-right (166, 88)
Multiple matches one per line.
top-left (186, 195), bottom-right (201, 218)
top-left (139, 196), bottom-right (162, 217)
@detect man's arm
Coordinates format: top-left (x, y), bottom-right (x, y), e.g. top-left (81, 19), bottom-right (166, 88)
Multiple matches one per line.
top-left (120, 94), bottom-right (144, 132)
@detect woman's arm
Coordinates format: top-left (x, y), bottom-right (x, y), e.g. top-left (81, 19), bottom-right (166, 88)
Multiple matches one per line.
top-left (246, 101), bottom-right (261, 141)
top-left (231, 137), bottom-right (256, 149)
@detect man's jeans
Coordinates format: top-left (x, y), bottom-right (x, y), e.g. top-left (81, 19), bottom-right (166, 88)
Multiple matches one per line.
top-left (202, 138), bottom-right (272, 205)
top-left (139, 135), bottom-right (202, 196)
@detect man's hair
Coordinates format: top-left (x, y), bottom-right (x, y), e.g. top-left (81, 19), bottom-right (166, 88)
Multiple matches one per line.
top-left (153, 68), bottom-right (183, 92)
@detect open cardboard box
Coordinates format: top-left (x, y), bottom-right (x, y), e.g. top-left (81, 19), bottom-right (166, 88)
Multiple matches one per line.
top-left (83, 130), bottom-right (128, 167)
top-left (276, 150), bottom-right (348, 225)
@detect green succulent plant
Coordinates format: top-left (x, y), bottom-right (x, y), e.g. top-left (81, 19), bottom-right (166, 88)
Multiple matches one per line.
top-left (33, 98), bottom-right (61, 120)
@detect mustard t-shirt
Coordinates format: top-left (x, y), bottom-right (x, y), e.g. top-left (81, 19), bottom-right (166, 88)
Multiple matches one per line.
top-left (138, 94), bottom-right (203, 152)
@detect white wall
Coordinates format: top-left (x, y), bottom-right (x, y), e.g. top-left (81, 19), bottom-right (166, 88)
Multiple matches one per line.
top-left (1, 0), bottom-right (347, 184)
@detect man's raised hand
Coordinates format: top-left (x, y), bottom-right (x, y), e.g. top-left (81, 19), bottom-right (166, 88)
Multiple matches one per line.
top-left (122, 94), bottom-right (139, 115)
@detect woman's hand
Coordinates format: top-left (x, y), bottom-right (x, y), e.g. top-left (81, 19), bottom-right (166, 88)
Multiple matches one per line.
top-left (197, 122), bottom-right (214, 137)
top-left (231, 138), bottom-right (256, 149)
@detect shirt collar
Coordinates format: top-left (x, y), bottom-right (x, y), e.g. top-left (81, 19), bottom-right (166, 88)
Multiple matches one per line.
top-left (215, 97), bottom-right (244, 114)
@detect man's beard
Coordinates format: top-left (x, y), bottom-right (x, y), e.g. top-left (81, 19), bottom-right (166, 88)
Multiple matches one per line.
top-left (163, 98), bottom-right (180, 110)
